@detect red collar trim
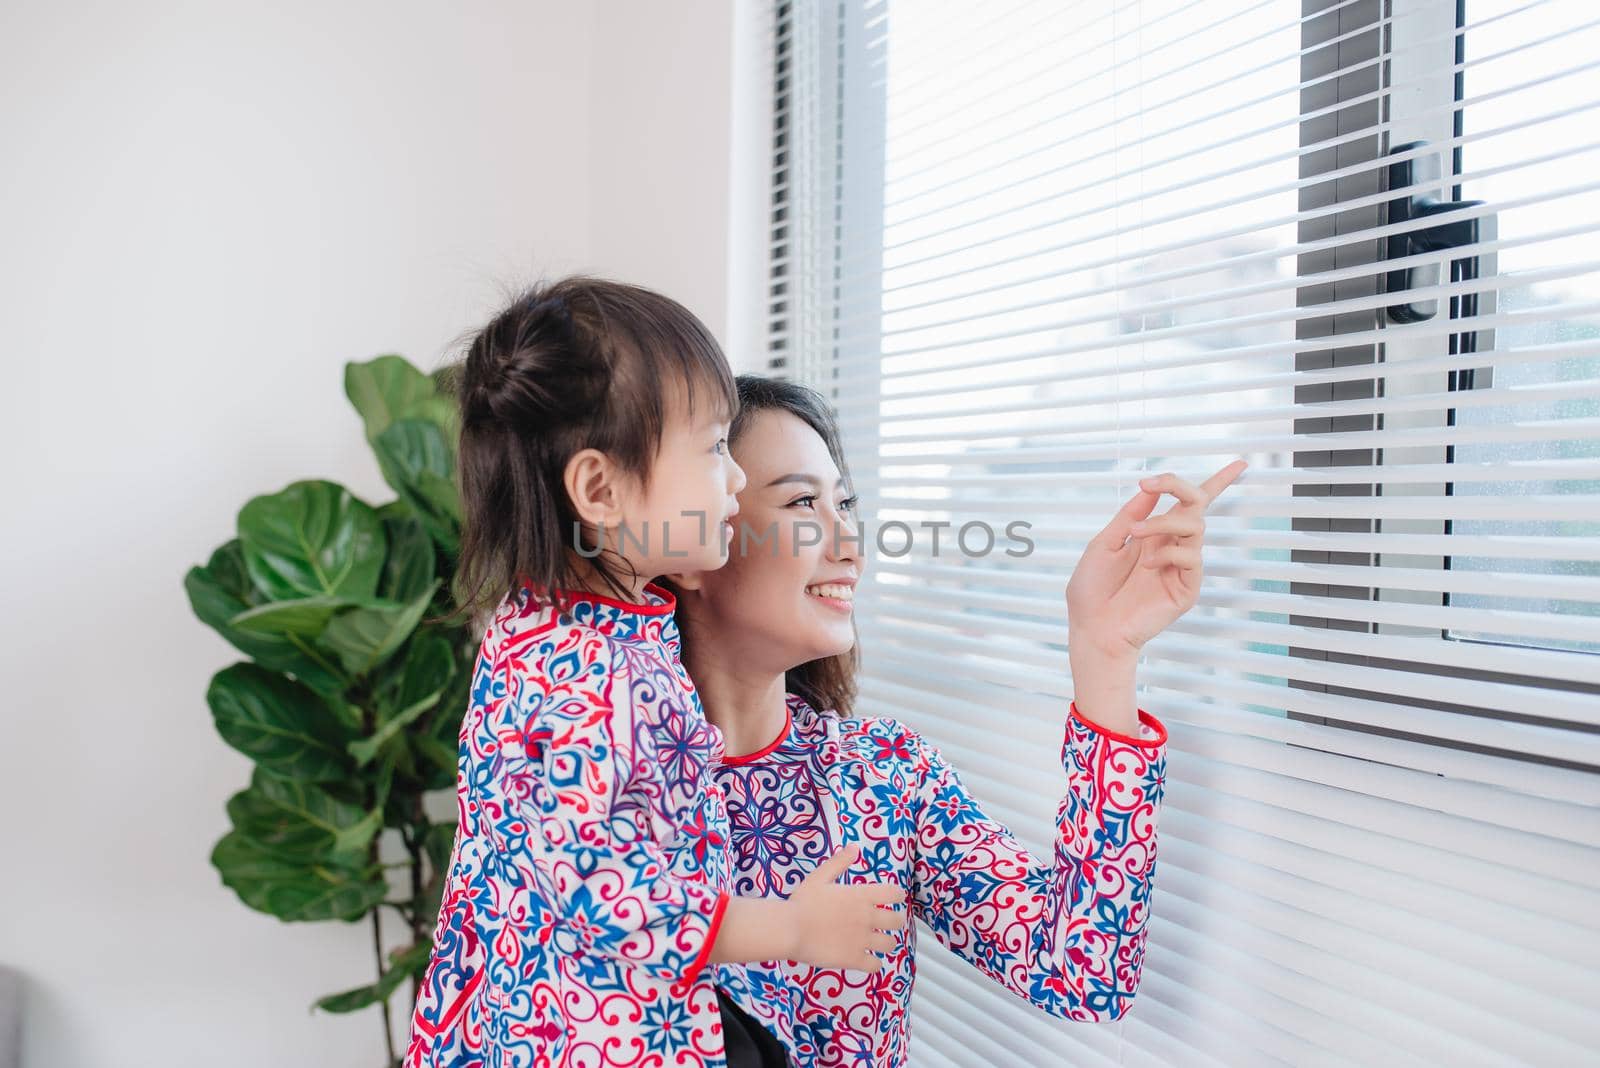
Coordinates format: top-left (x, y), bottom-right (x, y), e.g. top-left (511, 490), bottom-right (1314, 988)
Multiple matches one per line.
top-left (721, 704), bottom-right (793, 765)
top-left (520, 577), bottom-right (678, 616)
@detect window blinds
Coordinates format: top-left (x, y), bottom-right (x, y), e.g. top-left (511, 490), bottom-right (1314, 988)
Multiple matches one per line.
top-left (766, 0), bottom-right (1600, 1064)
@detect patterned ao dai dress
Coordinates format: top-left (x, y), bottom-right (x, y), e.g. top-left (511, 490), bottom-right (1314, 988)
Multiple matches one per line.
top-left (714, 693), bottom-right (1167, 1067)
top-left (405, 582), bottom-right (779, 1068)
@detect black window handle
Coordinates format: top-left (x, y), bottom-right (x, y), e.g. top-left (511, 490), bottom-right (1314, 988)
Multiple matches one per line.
top-left (1384, 140), bottom-right (1494, 325)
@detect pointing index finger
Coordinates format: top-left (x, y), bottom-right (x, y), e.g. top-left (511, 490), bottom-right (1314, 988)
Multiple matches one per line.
top-left (1201, 459), bottom-right (1249, 501)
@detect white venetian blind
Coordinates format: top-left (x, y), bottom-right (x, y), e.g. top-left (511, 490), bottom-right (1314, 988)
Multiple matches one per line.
top-left (765, 0), bottom-right (1600, 1065)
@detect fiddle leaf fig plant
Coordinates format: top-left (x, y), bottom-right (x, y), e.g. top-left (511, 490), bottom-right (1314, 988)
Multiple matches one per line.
top-left (184, 355), bottom-right (473, 1064)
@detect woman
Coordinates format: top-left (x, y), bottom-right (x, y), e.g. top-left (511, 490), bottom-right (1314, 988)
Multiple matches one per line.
top-left (666, 376), bottom-right (1245, 1066)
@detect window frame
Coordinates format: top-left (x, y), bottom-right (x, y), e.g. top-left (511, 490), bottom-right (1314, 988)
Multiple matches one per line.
top-left (1286, 0), bottom-right (1600, 775)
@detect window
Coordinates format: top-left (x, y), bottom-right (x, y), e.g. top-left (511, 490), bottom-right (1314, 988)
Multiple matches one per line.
top-left (767, 0), bottom-right (1600, 1063)
top-left (1287, 0), bottom-right (1600, 780)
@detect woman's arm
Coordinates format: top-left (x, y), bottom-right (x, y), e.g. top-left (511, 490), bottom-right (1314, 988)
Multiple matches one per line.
top-left (908, 706), bottom-right (1166, 1021)
top-left (903, 465), bottom-right (1238, 1020)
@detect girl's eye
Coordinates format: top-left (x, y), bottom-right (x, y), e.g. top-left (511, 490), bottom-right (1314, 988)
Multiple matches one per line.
top-left (839, 495), bottom-right (859, 514)
top-left (789, 495), bottom-right (817, 510)
top-left (712, 438), bottom-right (728, 456)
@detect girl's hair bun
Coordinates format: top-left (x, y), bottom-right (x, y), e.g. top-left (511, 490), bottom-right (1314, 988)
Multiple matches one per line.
top-left (462, 290), bottom-right (605, 429)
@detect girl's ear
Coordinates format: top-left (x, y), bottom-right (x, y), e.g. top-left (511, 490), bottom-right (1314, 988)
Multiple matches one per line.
top-left (564, 448), bottom-right (628, 526)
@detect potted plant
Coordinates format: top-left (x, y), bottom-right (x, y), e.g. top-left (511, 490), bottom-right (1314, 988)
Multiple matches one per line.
top-left (184, 355), bottom-right (473, 1064)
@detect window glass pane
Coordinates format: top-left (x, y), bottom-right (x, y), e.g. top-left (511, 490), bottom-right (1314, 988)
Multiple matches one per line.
top-left (1447, 0), bottom-right (1600, 652)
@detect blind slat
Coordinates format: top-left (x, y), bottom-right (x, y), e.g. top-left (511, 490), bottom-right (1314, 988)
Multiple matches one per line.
top-left (860, 580), bottom-right (1600, 654)
top-left (864, 620), bottom-right (1600, 754)
top-left (829, 299), bottom-right (1600, 397)
top-left (853, 525), bottom-right (1600, 561)
top-left (864, 413), bottom-right (1600, 456)
top-left (849, 369), bottom-right (1600, 432)
top-left (857, 640), bottom-right (1600, 795)
top-left (860, 590), bottom-right (1600, 687)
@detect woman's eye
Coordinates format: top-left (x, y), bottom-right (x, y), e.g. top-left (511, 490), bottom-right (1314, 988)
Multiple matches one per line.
top-left (790, 494), bottom-right (856, 512)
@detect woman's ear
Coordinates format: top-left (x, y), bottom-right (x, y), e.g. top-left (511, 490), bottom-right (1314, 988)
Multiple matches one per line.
top-left (564, 448), bottom-right (629, 527)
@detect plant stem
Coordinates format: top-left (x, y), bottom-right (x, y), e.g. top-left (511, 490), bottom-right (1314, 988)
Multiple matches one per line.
top-left (410, 816), bottom-right (426, 942)
top-left (372, 908), bottom-right (395, 1066)
top-left (364, 724), bottom-right (396, 1068)
top-left (409, 795), bottom-right (427, 1006)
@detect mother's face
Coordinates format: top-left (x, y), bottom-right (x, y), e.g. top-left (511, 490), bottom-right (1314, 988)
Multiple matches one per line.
top-left (678, 408), bottom-right (862, 674)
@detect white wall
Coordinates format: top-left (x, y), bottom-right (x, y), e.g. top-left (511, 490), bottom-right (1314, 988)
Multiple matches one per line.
top-left (585, 0), bottom-right (774, 374)
top-left (0, 2), bottom-right (760, 1065)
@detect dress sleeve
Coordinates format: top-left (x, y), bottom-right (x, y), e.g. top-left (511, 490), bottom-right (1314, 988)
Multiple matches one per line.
top-left (909, 705), bottom-right (1167, 1021)
top-left (520, 643), bottom-right (730, 992)
top-left (405, 828), bottom-right (487, 1065)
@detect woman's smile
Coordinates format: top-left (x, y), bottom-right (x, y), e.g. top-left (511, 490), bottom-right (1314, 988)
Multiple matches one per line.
top-left (803, 580), bottom-right (856, 613)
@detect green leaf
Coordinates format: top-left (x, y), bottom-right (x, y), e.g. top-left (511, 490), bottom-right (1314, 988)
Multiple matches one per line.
top-left (345, 356), bottom-right (455, 445)
top-left (327, 698), bottom-right (364, 735)
top-left (370, 630), bottom-right (456, 722)
top-left (372, 754), bottom-right (396, 813)
top-left (430, 363), bottom-right (458, 396)
top-left (226, 768), bottom-right (382, 862)
top-left (184, 541), bottom-right (346, 696)
top-left (413, 637), bottom-right (473, 790)
top-left (238, 480), bottom-right (386, 602)
top-left (372, 421), bottom-right (461, 552)
top-left (208, 663), bottom-right (354, 781)
top-left (374, 499), bottom-right (410, 522)
top-left (414, 820), bottom-right (457, 931)
top-left (228, 596), bottom-right (364, 639)
top-left (402, 631), bottom-right (455, 698)
top-left (378, 509), bottom-right (436, 603)
top-left (349, 683), bottom-right (445, 766)
top-left (321, 583), bottom-right (438, 677)
top-left (313, 941), bottom-right (433, 1014)
top-left (424, 820), bottom-right (457, 875)
top-left (211, 831), bottom-right (388, 922)
top-left (413, 735), bottom-right (460, 783)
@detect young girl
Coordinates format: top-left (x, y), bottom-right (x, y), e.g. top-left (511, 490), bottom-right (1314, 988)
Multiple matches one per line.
top-left (405, 280), bottom-right (906, 1068)
top-left (667, 375), bottom-right (1245, 1065)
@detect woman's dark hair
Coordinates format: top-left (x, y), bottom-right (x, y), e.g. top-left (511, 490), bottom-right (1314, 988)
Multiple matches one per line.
top-left (677, 374), bottom-right (861, 717)
top-left (445, 275), bottom-right (736, 621)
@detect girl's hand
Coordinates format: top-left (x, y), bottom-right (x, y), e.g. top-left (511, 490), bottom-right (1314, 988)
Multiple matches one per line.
top-left (1066, 460), bottom-right (1248, 659)
top-left (785, 844), bottom-right (906, 971)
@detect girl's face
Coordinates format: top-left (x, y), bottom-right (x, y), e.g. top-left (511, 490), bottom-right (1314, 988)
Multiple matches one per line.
top-left (678, 409), bottom-right (862, 673)
top-left (624, 383), bottom-right (747, 580)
